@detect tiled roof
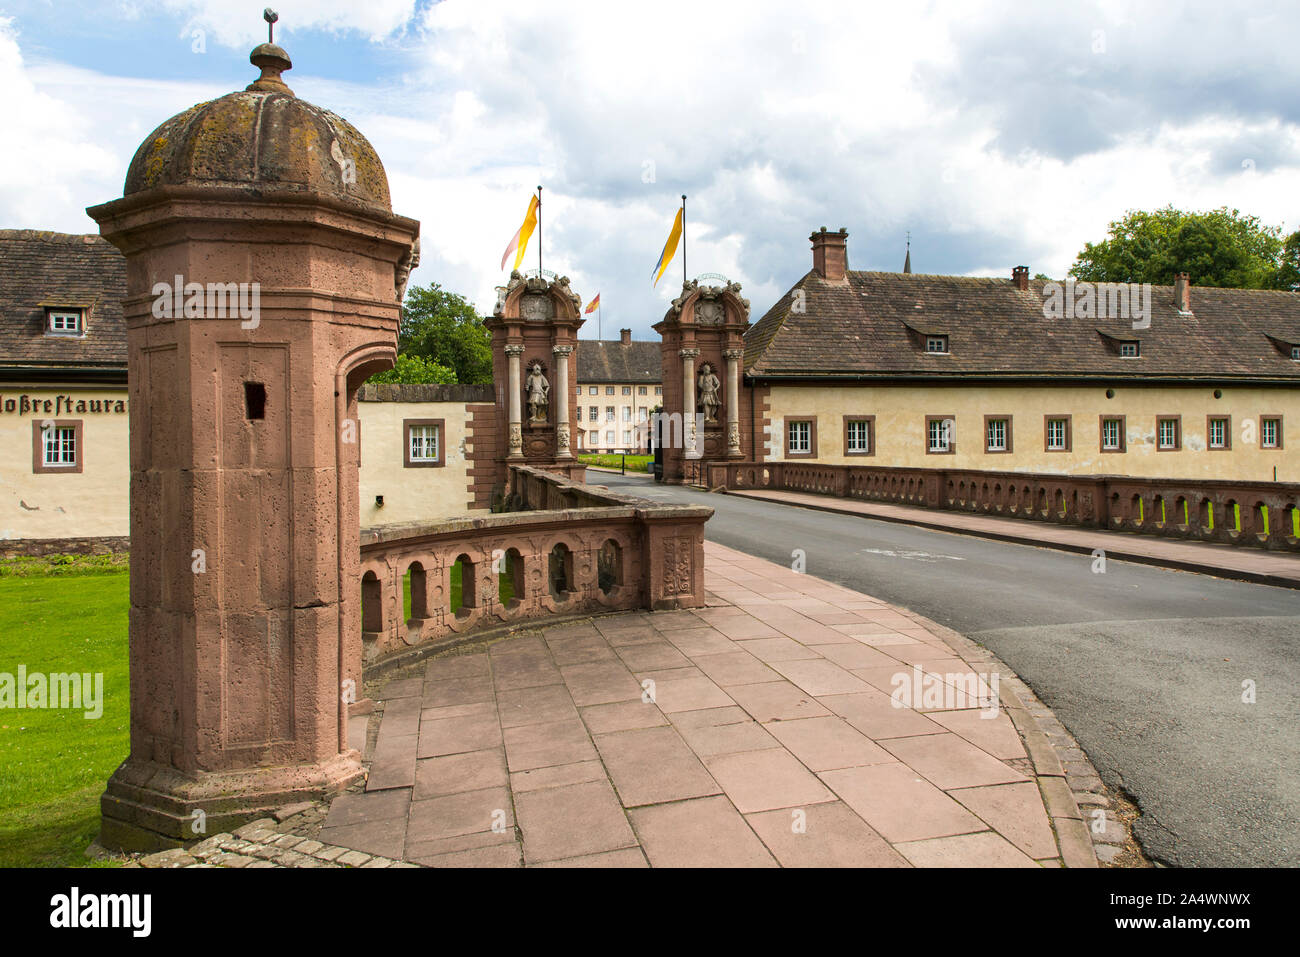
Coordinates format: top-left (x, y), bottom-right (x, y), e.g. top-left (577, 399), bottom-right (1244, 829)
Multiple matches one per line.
top-left (0, 230), bottom-right (127, 378)
top-left (744, 270), bottom-right (1300, 381)
top-left (576, 339), bottom-right (661, 384)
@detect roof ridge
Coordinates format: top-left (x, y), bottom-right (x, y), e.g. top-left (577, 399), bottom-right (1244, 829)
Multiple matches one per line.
top-left (0, 229), bottom-right (106, 244)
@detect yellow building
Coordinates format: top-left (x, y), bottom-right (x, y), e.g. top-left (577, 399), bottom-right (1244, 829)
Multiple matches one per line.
top-left (743, 229), bottom-right (1300, 483)
top-left (575, 328), bottom-right (662, 453)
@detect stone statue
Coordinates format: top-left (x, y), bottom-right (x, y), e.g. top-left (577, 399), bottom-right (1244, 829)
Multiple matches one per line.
top-left (697, 362), bottom-right (721, 424)
top-left (526, 362), bottom-right (550, 423)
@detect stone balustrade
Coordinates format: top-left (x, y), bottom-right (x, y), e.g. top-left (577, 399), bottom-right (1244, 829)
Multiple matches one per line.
top-left (708, 461), bottom-right (1300, 552)
top-left (358, 466), bottom-right (713, 663)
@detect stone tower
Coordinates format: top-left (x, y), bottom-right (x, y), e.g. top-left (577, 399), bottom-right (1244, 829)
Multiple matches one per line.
top-left (654, 280), bottom-right (750, 484)
top-left (87, 34), bottom-right (419, 849)
top-left (484, 271), bottom-right (586, 495)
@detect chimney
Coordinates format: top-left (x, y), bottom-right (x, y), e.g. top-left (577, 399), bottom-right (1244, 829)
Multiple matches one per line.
top-left (810, 226), bottom-right (849, 281)
top-left (1174, 272), bottom-right (1191, 312)
top-left (620, 328), bottom-right (632, 345)
top-left (1012, 265), bottom-right (1029, 291)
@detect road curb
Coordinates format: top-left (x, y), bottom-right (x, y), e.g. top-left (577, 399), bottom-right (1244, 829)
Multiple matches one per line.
top-left (724, 489), bottom-right (1300, 591)
top-left (895, 608), bottom-right (1147, 867)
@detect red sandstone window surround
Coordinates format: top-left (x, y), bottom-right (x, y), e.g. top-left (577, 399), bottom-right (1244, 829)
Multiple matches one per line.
top-left (786, 417), bottom-right (817, 457)
top-left (1261, 415), bottom-right (1283, 449)
top-left (1156, 415), bottom-right (1181, 451)
top-left (32, 419), bottom-right (83, 474)
top-left (1100, 416), bottom-right (1126, 453)
top-left (984, 415), bottom-right (1012, 454)
top-left (404, 418), bottom-right (445, 468)
top-left (843, 416), bottom-right (874, 456)
top-left (1207, 416), bottom-right (1231, 451)
top-left (925, 415), bottom-right (955, 454)
top-left (1045, 415), bottom-right (1071, 452)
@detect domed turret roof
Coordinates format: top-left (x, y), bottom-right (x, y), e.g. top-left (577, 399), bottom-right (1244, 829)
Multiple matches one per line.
top-left (123, 40), bottom-right (390, 210)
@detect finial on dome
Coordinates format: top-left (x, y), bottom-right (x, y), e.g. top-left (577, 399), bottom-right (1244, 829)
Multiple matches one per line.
top-left (248, 9), bottom-right (293, 95)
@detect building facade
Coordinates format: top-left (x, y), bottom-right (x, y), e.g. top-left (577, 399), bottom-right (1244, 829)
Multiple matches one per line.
top-left (733, 228), bottom-right (1300, 483)
top-left (575, 328), bottom-right (662, 453)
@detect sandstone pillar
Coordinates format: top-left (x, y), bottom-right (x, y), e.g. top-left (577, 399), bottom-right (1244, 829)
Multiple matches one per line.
top-left (681, 347), bottom-right (700, 458)
top-left (724, 348), bottom-right (744, 457)
top-left (553, 344), bottom-right (573, 459)
top-left (505, 344), bottom-right (525, 458)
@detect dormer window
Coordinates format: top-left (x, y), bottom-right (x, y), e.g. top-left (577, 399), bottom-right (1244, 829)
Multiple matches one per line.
top-left (1291, 345), bottom-right (1300, 361)
top-left (925, 335), bottom-right (949, 354)
top-left (45, 308), bottom-right (84, 337)
top-left (1119, 341), bottom-right (1140, 358)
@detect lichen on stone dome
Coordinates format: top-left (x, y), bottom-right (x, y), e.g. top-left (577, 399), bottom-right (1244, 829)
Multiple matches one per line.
top-left (123, 37), bottom-right (391, 210)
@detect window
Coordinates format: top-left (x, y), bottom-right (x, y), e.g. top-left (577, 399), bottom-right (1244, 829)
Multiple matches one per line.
top-left (32, 419), bottom-right (83, 474)
top-left (46, 309), bottom-right (85, 337)
top-left (589, 431), bottom-right (599, 445)
top-left (654, 386), bottom-right (662, 395)
top-left (844, 417), bottom-right (874, 455)
top-left (1120, 341), bottom-right (1140, 358)
top-left (576, 407), bottom-right (582, 422)
top-left (638, 407), bottom-right (648, 422)
top-left (622, 430), bottom-right (631, 445)
top-left (1100, 416), bottom-right (1125, 452)
top-left (606, 386), bottom-right (615, 395)
top-left (605, 430), bottom-right (615, 445)
top-left (787, 419), bottom-right (814, 456)
top-left (926, 416), bottom-right (954, 454)
top-left (1207, 416), bottom-right (1230, 450)
top-left (622, 386), bottom-right (631, 395)
top-left (589, 405), bottom-right (598, 421)
top-left (985, 416), bottom-right (1011, 453)
top-left (1262, 416), bottom-right (1283, 449)
top-left (925, 335), bottom-right (948, 354)
top-left (1157, 416), bottom-right (1180, 451)
top-left (1291, 346), bottom-right (1300, 361)
top-left (403, 418), bottom-right (444, 468)
top-left (605, 406), bottom-right (615, 422)
top-left (589, 386), bottom-right (597, 395)
top-left (638, 386), bottom-right (648, 395)
top-left (1045, 416), bottom-right (1071, 452)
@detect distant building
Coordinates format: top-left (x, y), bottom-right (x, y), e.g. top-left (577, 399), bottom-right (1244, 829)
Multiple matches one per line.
top-left (575, 328), bottom-right (662, 453)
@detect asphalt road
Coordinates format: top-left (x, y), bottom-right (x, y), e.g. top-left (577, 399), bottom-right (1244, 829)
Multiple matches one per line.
top-left (598, 471), bottom-right (1300, 867)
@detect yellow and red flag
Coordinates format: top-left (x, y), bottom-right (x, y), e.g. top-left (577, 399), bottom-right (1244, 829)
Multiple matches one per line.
top-left (500, 194), bottom-right (540, 271)
top-left (584, 294), bottom-right (600, 314)
top-left (652, 206), bottom-right (684, 287)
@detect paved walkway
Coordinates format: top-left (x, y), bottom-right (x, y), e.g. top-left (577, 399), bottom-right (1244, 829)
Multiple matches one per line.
top-left (316, 543), bottom-right (1097, 867)
top-left (727, 487), bottom-right (1300, 589)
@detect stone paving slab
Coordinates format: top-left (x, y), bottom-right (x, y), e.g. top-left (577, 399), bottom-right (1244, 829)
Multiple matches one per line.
top-left (300, 542), bottom-right (1107, 867)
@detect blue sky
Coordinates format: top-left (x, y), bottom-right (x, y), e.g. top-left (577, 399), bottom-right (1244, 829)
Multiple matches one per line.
top-left (2, 0), bottom-right (1298, 340)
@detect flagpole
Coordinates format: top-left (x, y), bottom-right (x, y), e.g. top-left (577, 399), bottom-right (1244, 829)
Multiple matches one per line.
top-left (681, 194), bottom-right (687, 286)
top-left (598, 302), bottom-right (602, 341)
top-left (537, 185), bottom-right (543, 278)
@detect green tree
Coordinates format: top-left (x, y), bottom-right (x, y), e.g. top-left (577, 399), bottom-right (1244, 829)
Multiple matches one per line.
top-left (367, 353), bottom-right (457, 384)
top-left (1277, 230), bottom-right (1300, 291)
top-left (1069, 206), bottom-right (1288, 289)
top-left (396, 282), bottom-right (493, 384)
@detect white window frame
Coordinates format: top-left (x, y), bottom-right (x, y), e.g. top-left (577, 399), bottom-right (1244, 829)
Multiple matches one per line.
top-left (1262, 418), bottom-right (1281, 448)
top-left (1158, 418), bottom-right (1179, 450)
top-left (46, 310), bottom-right (84, 337)
top-left (1208, 418), bottom-right (1228, 449)
top-left (925, 336), bottom-right (948, 354)
top-left (928, 418), bottom-right (951, 453)
top-left (846, 419), bottom-right (871, 453)
top-left (788, 421), bottom-right (811, 454)
top-left (1047, 418), bottom-right (1067, 451)
top-left (1102, 418), bottom-right (1123, 451)
top-left (986, 418), bottom-right (1008, 452)
top-left (42, 425), bottom-right (78, 467)
top-left (408, 424), bottom-right (440, 463)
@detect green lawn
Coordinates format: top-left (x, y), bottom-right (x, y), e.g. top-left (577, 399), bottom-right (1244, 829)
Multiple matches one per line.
top-left (578, 453), bottom-right (653, 473)
top-left (0, 559), bottom-right (129, 867)
top-left (404, 559), bottom-right (514, 618)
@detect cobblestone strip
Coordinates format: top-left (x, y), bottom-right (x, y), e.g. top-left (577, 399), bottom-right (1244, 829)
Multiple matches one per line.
top-left (901, 611), bottom-right (1149, 868)
top-left (117, 806), bottom-right (421, 869)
